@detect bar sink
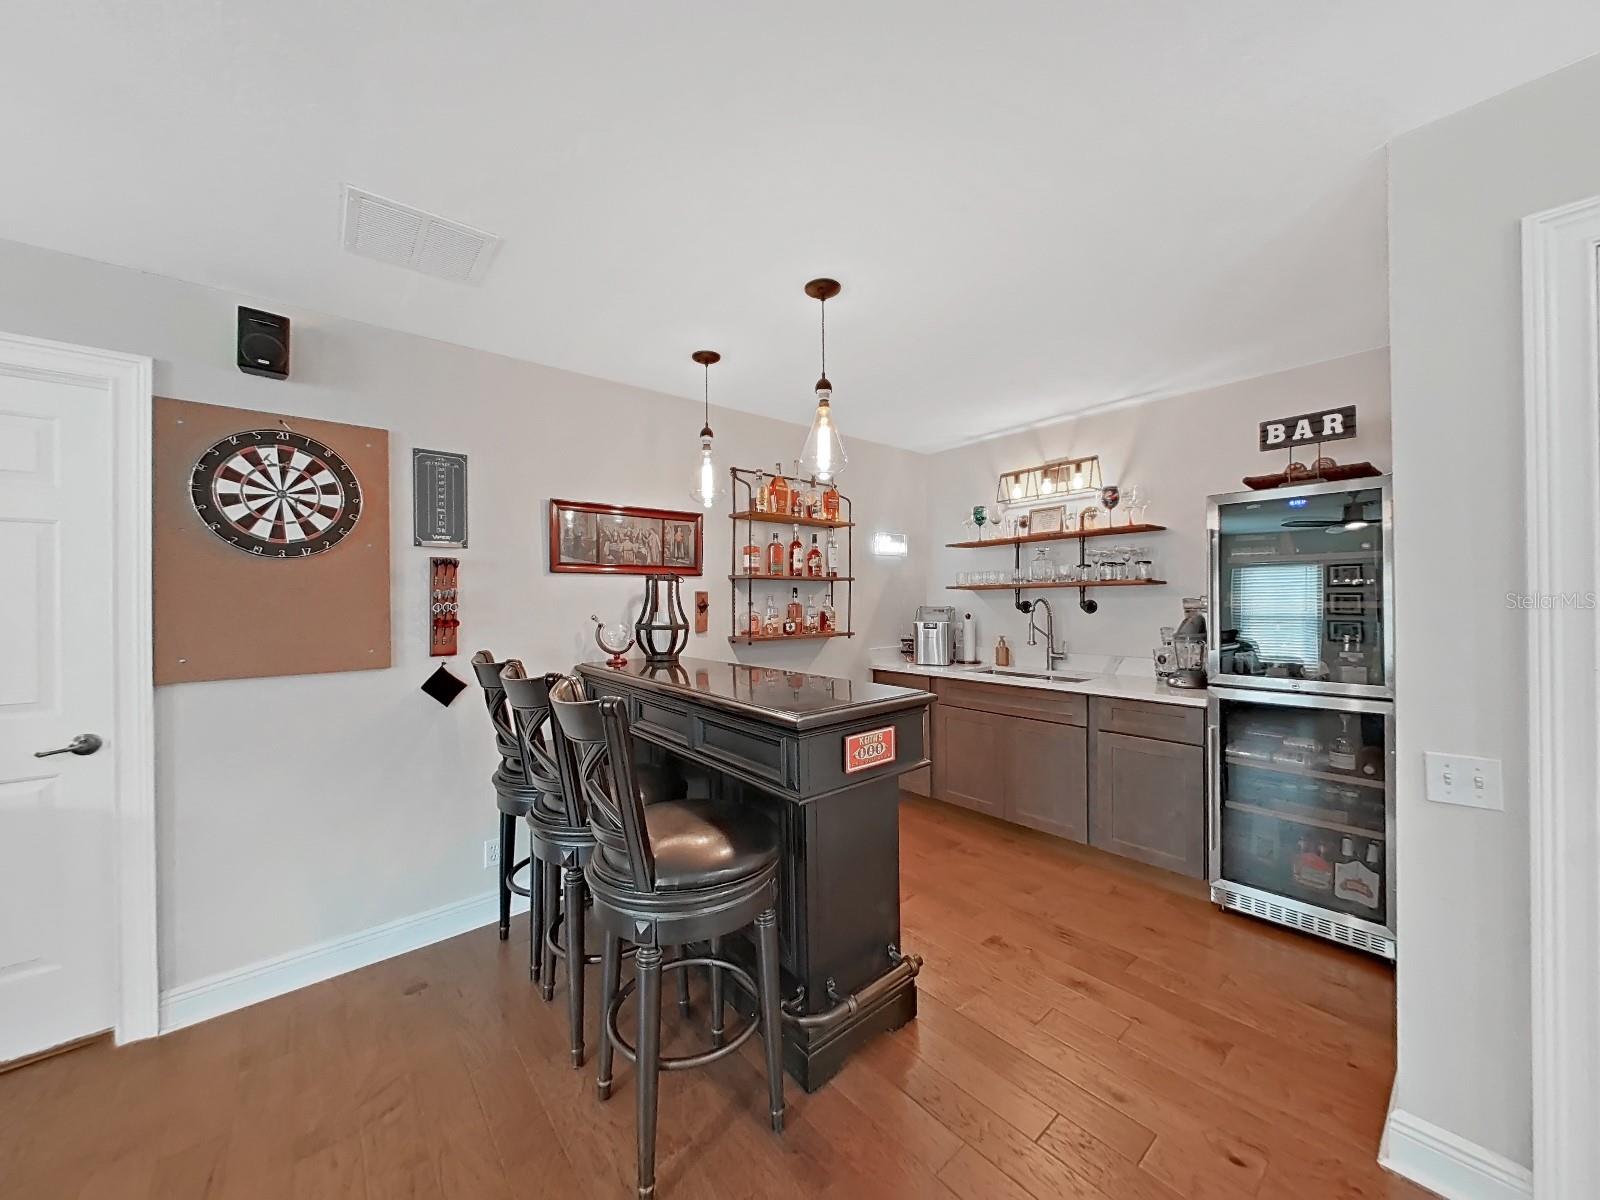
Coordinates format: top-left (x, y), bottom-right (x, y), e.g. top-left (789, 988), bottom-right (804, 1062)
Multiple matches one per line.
top-left (967, 666), bottom-right (1089, 683)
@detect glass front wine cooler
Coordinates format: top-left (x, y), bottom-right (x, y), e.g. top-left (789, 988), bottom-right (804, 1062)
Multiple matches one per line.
top-left (1208, 688), bottom-right (1395, 958)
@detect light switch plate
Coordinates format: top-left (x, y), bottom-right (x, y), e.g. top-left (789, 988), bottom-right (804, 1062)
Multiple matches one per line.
top-left (1424, 752), bottom-right (1503, 810)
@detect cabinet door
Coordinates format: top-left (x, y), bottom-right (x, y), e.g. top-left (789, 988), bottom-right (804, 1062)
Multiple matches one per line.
top-left (872, 670), bottom-right (932, 795)
top-left (934, 705), bottom-right (1003, 817)
top-left (1003, 717), bottom-right (1088, 842)
top-left (1090, 731), bottom-right (1206, 877)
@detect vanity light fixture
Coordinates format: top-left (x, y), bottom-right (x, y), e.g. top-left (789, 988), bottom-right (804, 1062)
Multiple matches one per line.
top-left (688, 350), bottom-right (725, 510)
top-left (995, 454), bottom-right (1103, 511)
top-left (799, 278), bottom-right (848, 483)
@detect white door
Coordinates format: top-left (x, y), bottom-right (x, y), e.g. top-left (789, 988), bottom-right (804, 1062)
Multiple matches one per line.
top-left (0, 355), bottom-right (120, 1062)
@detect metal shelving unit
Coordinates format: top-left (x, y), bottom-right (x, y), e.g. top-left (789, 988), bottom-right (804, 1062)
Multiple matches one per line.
top-left (728, 466), bottom-right (853, 645)
top-left (944, 523), bottom-right (1169, 614)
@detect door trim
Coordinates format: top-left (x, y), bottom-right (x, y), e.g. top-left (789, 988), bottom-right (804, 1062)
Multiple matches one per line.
top-left (1522, 195), bottom-right (1600, 1197)
top-left (0, 331), bottom-right (156, 1046)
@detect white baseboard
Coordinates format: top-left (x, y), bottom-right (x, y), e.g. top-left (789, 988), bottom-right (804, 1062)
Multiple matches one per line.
top-left (1380, 1109), bottom-right (1533, 1200)
top-left (159, 889), bottom-right (529, 1033)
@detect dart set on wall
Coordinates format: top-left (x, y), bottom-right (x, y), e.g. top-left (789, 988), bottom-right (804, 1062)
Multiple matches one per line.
top-left (429, 557), bottom-right (460, 656)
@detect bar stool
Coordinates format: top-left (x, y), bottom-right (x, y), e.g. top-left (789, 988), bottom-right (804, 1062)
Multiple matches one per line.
top-left (469, 650), bottom-right (541, 976)
top-left (549, 675), bottom-right (786, 1199)
top-left (499, 662), bottom-right (688, 1069)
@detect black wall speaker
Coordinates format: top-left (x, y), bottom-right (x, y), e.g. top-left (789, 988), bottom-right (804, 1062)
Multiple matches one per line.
top-left (237, 307), bottom-right (290, 379)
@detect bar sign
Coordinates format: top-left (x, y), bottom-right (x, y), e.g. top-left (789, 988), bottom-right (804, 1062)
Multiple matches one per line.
top-left (1259, 405), bottom-right (1357, 452)
top-left (844, 726), bottom-right (896, 774)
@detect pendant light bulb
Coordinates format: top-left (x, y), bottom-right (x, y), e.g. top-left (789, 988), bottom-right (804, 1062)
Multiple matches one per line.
top-left (688, 351), bottom-right (726, 510)
top-left (799, 278), bottom-right (848, 482)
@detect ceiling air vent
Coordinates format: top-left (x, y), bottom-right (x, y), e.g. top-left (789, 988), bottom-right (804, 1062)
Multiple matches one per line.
top-left (340, 186), bottom-right (500, 284)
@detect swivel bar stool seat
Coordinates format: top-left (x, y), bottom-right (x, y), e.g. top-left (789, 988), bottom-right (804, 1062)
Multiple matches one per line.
top-left (549, 675), bottom-right (786, 1199)
top-left (469, 650), bottom-right (542, 974)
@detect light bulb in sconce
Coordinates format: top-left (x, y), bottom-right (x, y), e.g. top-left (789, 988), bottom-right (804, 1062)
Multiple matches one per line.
top-left (1070, 471), bottom-right (1084, 490)
top-left (1010, 480), bottom-right (1023, 500)
top-left (1040, 477), bottom-right (1055, 495)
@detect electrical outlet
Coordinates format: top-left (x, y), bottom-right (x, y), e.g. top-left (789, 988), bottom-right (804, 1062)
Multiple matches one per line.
top-left (1424, 752), bottom-right (1503, 811)
top-left (483, 838), bottom-right (501, 870)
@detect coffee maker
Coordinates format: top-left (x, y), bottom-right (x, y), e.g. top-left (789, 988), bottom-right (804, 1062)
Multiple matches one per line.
top-left (914, 605), bottom-right (956, 667)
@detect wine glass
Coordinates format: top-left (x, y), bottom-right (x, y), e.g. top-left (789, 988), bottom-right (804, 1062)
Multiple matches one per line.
top-left (1100, 485), bottom-right (1120, 525)
top-left (1121, 485), bottom-right (1142, 526)
top-left (972, 505), bottom-right (988, 541)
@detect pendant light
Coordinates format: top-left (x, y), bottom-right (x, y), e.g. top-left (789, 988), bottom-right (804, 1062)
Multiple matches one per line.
top-left (688, 350), bottom-right (726, 510)
top-left (800, 278), bottom-right (847, 482)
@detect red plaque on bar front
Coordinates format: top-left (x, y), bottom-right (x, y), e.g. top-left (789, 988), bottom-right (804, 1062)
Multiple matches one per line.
top-left (844, 726), bottom-right (896, 774)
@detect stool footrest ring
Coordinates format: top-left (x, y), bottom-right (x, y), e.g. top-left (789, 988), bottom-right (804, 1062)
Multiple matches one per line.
top-left (545, 910), bottom-right (634, 968)
top-left (607, 956), bottom-right (759, 1072)
top-left (504, 856), bottom-right (533, 899)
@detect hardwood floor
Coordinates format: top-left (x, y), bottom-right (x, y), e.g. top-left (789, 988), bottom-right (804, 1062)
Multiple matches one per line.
top-left (0, 797), bottom-right (1432, 1199)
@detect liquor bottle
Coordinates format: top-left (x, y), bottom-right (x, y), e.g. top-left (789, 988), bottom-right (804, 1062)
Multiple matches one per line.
top-left (789, 525), bottom-right (804, 576)
top-left (805, 533), bottom-right (823, 577)
top-left (769, 464), bottom-right (790, 518)
top-left (783, 588), bottom-right (801, 635)
top-left (803, 595), bottom-right (819, 634)
top-left (742, 536), bottom-right (762, 575)
top-left (819, 598), bottom-right (835, 633)
top-left (766, 530), bottom-right (786, 577)
top-left (1334, 837), bottom-right (1382, 910)
top-left (747, 601), bottom-right (762, 637)
top-left (763, 594), bottom-right (780, 637)
top-left (1291, 836), bottom-right (1332, 892)
top-left (825, 529), bottom-right (840, 577)
top-left (755, 472), bottom-right (771, 514)
top-left (1328, 714), bottom-right (1357, 771)
top-left (822, 482), bottom-right (840, 521)
top-left (789, 460), bottom-right (805, 517)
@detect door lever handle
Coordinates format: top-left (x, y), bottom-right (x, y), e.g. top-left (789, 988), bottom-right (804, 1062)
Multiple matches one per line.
top-left (34, 733), bottom-right (103, 758)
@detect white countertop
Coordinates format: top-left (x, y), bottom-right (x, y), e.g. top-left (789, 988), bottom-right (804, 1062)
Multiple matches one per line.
top-left (866, 650), bottom-right (1210, 708)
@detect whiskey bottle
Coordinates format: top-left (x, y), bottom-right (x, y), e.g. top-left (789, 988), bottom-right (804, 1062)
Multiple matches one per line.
top-left (766, 531), bottom-right (786, 577)
top-left (805, 533), bottom-right (823, 577)
top-left (783, 587), bottom-right (801, 635)
top-left (819, 598), bottom-right (836, 633)
top-left (803, 595), bottom-right (819, 634)
top-left (755, 472), bottom-right (771, 514)
top-left (788, 525), bottom-right (804, 576)
top-left (763, 594), bottom-right (780, 637)
top-left (825, 529), bottom-right (840, 577)
top-left (747, 602), bottom-right (762, 637)
top-left (821, 482), bottom-right (841, 521)
top-left (742, 536), bottom-right (763, 575)
top-left (769, 464), bottom-right (790, 518)
top-left (789, 460), bottom-right (805, 516)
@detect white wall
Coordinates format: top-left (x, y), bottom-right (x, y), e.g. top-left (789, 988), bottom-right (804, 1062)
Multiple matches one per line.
top-left (1388, 52), bottom-right (1600, 1172)
top-left (0, 237), bottom-right (928, 992)
top-left (923, 350), bottom-right (1391, 667)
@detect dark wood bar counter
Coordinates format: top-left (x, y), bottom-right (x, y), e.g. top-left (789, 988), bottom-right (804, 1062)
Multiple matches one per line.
top-left (577, 657), bottom-right (932, 1090)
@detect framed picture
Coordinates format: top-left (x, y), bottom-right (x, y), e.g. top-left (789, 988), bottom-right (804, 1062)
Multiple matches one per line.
top-left (548, 499), bottom-right (703, 576)
top-left (1327, 562), bottom-right (1367, 587)
top-left (1326, 619), bottom-right (1365, 642)
top-left (1326, 590), bottom-right (1363, 616)
top-left (1030, 505), bottom-right (1065, 535)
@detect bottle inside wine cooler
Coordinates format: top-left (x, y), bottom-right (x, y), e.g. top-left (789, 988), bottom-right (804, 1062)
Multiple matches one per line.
top-left (1291, 836), bottom-right (1332, 892)
top-left (1328, 714), bottom-right (1357, 771)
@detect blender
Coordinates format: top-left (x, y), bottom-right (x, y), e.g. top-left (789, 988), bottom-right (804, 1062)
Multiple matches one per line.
top-left (1169, 597), bottom-right (1208, 689)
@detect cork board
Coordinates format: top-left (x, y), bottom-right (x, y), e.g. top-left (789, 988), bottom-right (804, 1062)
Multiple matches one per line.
top-left (153, 396), bottom-right (391, 684)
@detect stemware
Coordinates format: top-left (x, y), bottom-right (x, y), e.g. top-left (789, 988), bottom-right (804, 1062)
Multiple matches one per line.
top-left (1121, 485), bottom-right (1142, 526)
top-left (1100, 485), bottom-right (1121, 525)
top-left (972, 505), bottom-right (989, 542)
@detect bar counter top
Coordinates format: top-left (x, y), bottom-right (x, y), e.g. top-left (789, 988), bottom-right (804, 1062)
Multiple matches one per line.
top-left (577, 656), bottom-right (932, 732)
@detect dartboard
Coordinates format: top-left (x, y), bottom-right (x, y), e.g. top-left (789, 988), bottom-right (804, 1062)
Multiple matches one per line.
top-left (190, 430), bottom-right (362, 557)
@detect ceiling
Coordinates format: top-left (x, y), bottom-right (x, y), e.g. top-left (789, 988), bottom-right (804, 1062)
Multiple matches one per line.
top-left (5, 4), bottom-right (1599, 453)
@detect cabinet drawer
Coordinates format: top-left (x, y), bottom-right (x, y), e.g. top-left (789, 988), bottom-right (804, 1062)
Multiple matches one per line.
top-left (1091, 696), bottom-right (1203, 745)
top-left (936, 678), bottom-right (1086, 726)
top-left (872, 669), bottom-right (932, 691)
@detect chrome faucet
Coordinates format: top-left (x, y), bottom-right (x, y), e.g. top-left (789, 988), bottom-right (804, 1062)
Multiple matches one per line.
top-left (1024, 598), bottom-right (1068, 672)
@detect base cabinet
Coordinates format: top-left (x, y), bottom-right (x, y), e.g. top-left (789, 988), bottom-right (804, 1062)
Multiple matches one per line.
top-left (933, 705), bottom-right (1004, 817)
top-left (1088, 730), bottom-right (1205, 877)
top-left (1004, 718), bottom-right (1088, 840)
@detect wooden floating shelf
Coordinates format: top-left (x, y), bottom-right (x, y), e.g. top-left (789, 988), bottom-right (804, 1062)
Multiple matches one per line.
top-left (947, 579), bottom-right (1167, 592)
top-left (1225, 800), bottom-right (1384, 841)
top-left (728, 631), bottom-right (855, 645)
top-left (945, 522), bottom-right (1167, 549)
top-left (732, 511), bottom-right (853, 529)
top-left (729, 575), bottom-right (853, 583)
